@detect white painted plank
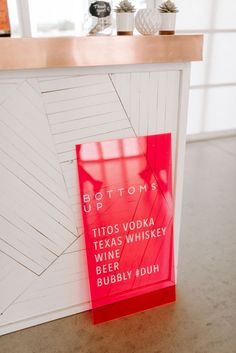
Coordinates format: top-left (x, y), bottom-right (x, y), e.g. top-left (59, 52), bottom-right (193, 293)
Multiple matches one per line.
top-left (39, 74), bottom-right (109, 92)
top-left (156, 72), bottom-right (168, 133)
top-left (48, 101), bottom-right (123, 125)
top-left (46, 91), bottom-right (117, 115)
top-left (18, 80), bottom-right (45, 114)
top-left (51, 111), bottom-right (124, 135)
top-left (0, 106), bottom-right (61, 172)
top-left (0, 235), bottom-right (51, 277)
top-left (110, 73), bottom-right (131, 118)
top-left (0, 163), bottom-right (77, 258)
top-left (0, 149), bottom-right (75, 226)
top-left (2, 88), bottom-right (55, 152)
top-left (148, 72), bottom-right (159, 134)
top-left (0, 188), bottom-right (75, 250)
top-left (165, 71), bottom-right (180, 133)
top-left (0, 252), bottom-right (90, 327)
top-left (0, 119), bottom-right (65, 187)
top-left (27, 78), bottom-right (42, 94)
top-left (0, 134), bottom-right (70, 203)
top-left (0, 206), bottom-right (56, 266)
top-left (130, 73), bottom-right (140, 135)
top-left (38, 75), bottom-right (69, 82)
top-left (0, 200), bottom-right (62, 257)
top-left (165, 71), bottom-right (180, 174)
top-left (42, 82), bottom-right (114, 104)
top-left (0, 241), bottom-right (44, 276)
top-left (0, 83), bottom-right (19, 105)
top-left (0, 252), bottom-right (36, 314)
top-left (0, 83), bottom-right (77, 240)
top-left (139, 72), bottom-right (150, 136)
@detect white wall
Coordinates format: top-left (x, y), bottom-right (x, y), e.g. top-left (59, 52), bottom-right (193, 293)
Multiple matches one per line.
top-left (176, 0), bottom-right (236, 135)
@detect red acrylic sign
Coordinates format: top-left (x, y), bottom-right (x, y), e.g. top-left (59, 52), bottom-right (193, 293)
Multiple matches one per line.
top-left (76, 133), bottom-right (175, 323)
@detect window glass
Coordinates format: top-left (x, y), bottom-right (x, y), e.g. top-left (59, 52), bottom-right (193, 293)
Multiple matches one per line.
top-left (7, 0), bottom-right (20, 36)
top-left (28, 0), bottom-right (87, 36)
top-left (27, 0), bottom-right (145, 37)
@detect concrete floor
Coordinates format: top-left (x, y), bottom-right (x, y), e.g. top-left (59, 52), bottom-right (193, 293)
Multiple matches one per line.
top-left (0, 137), bottom-right (236, 353)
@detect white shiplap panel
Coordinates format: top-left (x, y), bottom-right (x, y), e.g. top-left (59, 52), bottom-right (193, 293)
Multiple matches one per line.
top-left (0, 252), bottom-right (36, 314)
top-left (40, 74), bottom-right (135, 252)
top-left (0, 241), bottom-right (44, 276)
top-left (0, 118), bottom-right (65, 187)
top-left (0, 151), bottom-right (75, 232)
top-left (41, 74), bottom-right (134, 167)
top-left (0, 163), bottom-right (76, 238)
top-left (0, 81), bottom-right (78, 275)
top-left (110, 71), bottom-right (171, 136)
top-left (0, 133), bottom-right (69, 202)
top-left (0, 149), bottom-right (73, 219)
top-left (0, 205), bottom-right (56, 267)
top-left (0, 106), bottom-right (61, 172)
top-left (0, 196), bottom-right (66, 256)
top-left (0, 63), bottom-right (187, 335)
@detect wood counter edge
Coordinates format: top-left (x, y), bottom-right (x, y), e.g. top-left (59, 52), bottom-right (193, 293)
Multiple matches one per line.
top-left (0, 35), bottom-right (203, 70)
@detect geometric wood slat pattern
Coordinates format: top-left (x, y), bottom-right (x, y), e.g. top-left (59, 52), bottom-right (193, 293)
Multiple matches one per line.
top-left (0, 68), bottom-right (183, 335)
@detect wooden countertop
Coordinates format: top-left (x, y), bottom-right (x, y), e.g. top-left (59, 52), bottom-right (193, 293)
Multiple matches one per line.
top-left (0, 35), bottom-right (203, 70)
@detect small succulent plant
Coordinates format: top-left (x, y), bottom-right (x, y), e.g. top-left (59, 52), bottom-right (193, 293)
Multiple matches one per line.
top-left (114, 0), bottom-right (136, 13)
top-left (158, 0), bottom-right (178, 13)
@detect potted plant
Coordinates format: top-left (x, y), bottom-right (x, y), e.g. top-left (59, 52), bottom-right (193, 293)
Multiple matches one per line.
top-left (158, 0), bottom-right (178, 35)
top-left (114, 0), bottom-right (136, 35)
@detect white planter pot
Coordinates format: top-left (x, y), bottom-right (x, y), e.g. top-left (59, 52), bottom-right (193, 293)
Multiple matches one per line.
top-left (159, 13), bottom-right (176, 34)
top-left (116, 13), bottom-right (135, 35)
